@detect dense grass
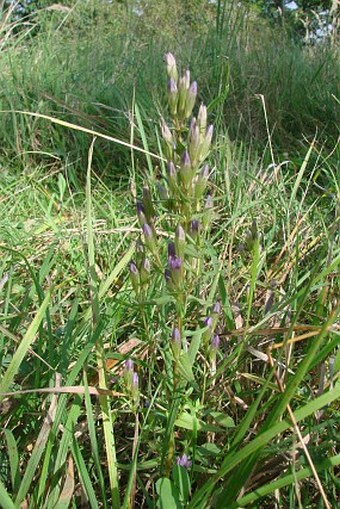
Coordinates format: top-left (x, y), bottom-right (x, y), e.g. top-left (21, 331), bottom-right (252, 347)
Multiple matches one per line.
top-left (0, 1), bottom-right (339, 508)
top-left (0, 0), bottom-right (338, 176)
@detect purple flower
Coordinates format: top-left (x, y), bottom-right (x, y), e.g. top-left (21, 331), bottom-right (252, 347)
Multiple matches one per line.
top-left (142, 223), bottom-right (153, 239)
top-left (185, 81), bottom-right (197, 118)
top-left (132, 372), bottom-right (139, 388)
top-left (171, 327), bottom-right (181, 345)
top-left (212, 334), bottom-right (220, 350)
top-left (164, 268), bottom-right (172, 283)
top-left (189, 220), bottom-right (200, 239)
top-left (203, 316), bottom-right (213, 328)
top-left (161, 119), bottom-right (172, 144)
top-left (169, 255), bottom-right (182, 272)
top-left (125, 359), bottom-right (134, 371)
top-left (168, 78), bottom-right (178, 94)
top-left (212, 301), bottom-right (221, 315)
top-left (164, 53), bottom-right (178, 82)
top-left (129, 261), bottom-right (138, 276)
top-left (177, 454), bottom-right (192, 469)
top-left (142, 258), bottom-right (150, 272)
top-left (136, 201), bottom-right (144, 214)
top-left (168, 242), bottom-right (176, 259)
top-left (197, 103), bottom-right (207, 132)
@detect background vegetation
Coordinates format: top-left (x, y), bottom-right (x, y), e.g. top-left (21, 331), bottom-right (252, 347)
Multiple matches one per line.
top-left (0, 0), bottom-right (339, 507)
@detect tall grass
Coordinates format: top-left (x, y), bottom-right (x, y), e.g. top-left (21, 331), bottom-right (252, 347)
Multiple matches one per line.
top-left (0, 0), bottom-right (338, 177)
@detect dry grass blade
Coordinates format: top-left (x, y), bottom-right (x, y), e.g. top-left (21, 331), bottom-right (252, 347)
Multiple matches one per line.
top-left (0, 386), bottom-right (124, 397)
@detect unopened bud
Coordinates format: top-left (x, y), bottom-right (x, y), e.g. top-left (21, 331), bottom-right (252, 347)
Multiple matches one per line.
top-left (142, 186), bottom-right (155, 221)
top-left (189, 219), bottom-right (200, 240)
top-left (197, 104), bottom-right (207, 134)
top-left (136, 201), bottom-right (147, 226)
top-left (188, 118), bottom-right (200, 163)
top-left (168, 255), bottom-right (183, 287)
top-left (129, 261), bottom-right (139, 293)
top-left (170, 327), bottom-right (181, 360)
top-left (164, 52), bottom-right (178, 83)
top-left (212, 334), bottom-right (220, 350)
top-left (185, 81), bottom-right (197, 118)
top-left (142, 223), bottom-right (157, 254)
top-left (194, 165), bottom-right (209, 199)
top-left (178, 75), bottom-right (189, 118)
top-left (175, 224), bottom-right (186, 259)
top-left (168, 79), bottom-right (178, 116)
top-left (199, 125), bottom-right (214, 162)
top-left (140, 258), bottom-right (151, 285)
top-left (167, 161), bottom-right (177, 192)
top-left (179, 151), bottom-right (192, 186)
top-left (168, 241), bottom-right (176, 260)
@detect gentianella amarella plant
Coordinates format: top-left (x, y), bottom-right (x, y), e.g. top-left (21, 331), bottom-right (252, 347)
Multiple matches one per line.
top-left (126, 52), bottom-right (222, 498)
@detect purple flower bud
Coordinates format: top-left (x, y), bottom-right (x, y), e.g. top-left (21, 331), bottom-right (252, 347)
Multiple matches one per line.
top-left (168, 78), bottom-right (178, 116)
top-left (203, 316), bottom-right (213, 328)
top-left (160, 119), bottom-right (172, 144)
top-left (168, 78), bottom-right (178, 94)
top-left (177, 75), bottom-right (189, 117)
top-left (132, 371), bottom-right (139, 388)
top-left (180, 151), bottom-right (192, 186)
top-left (197, 103), bottom-right (207, 133)
top-left (175, 224), bottom-right (185, 258)
top-left (189, 219), bottom-right (200, 240)
top-left (199, 125), bottom-right (214, 162)
top-left (164, 268), bottom-right (171, 282)
top-left (212, 334), bottom-right (220, 350)
top-left (171, 327), bottom-right (181, 344)
top-left (185, 81), bottom-right (198, 118)
top-left (129, 261), bottom-right (138, 276)
top-left (142, 223), bottom-right (157, 254)
top-left (212, 301), bottom-right (221, 315)
top-left (125, 359), bottom-right (134, 372)
top-left (176, 454), bottom-right (192, 469)
top-left (201, 164), bottom-right (209, 179)
top-left (188, 118), bottom-right (200, 162)
top-left (194, 165), bottom-right (209, 199)
top-left (140, 257), bottom-right (151, 285)
top-left (142, 223), bottom-right (153, 239)
top-left (136, 201), bottom-right (144, 214)
top-left (164, 52), bottom-right (178, 82)
top-left (167, 161), bottom-right (177, 192)
top-left (168, 241), bottom-right (176, 259)
top-left (136, 201), bottom-right (147, 226)
top-left (129, 262), bottom-right (139, 292)
top-left (206, 124), bottom-right (214, 142)
top-left (169, 255), bottom-right (182, 272)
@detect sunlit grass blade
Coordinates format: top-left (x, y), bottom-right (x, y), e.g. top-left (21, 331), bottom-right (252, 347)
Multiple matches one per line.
top-left (0, 291), bottom-right (51, 396)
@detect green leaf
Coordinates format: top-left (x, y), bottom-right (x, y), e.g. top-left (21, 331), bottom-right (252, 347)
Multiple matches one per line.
top-left (231, 454), bottom-right (340, 508)
top-left (197, 443), bottom-right (221, 458)
top-left (0, 479), bottom-right (15, 509)
top-left (156, 478), bottom-right (182, 509)
top-left (0, 291), bottom-right (51, 396)
top-left (178, 352), bottom-right (194, 382)
top-left (209, 411), bottom-right (235, 428)
top-left (175, 411), bottom-right (201, 431)
top-left (3, 429), bottom-right (21, 493)
top-left (173, 465), bottom-right (191, 505)
top-left (189, 384), bottom-right (340, 507)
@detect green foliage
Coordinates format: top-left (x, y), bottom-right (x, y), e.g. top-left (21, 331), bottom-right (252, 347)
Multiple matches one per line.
top-left (0, 2), bottom-right (339, 508)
